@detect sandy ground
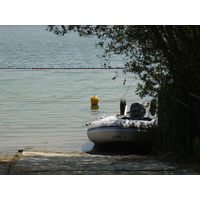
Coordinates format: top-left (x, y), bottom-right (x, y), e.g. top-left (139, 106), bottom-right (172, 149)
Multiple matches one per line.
top-left (0, 148), bottom-right (200, 175)
top-left (0, 151), bottom-right (22, 175)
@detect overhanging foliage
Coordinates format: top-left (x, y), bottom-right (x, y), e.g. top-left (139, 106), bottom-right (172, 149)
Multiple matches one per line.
top-left (47, 25), bottom-right (200, 99)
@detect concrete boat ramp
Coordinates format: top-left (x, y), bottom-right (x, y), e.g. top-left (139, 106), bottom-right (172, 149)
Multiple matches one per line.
top-left (9, 148), bottom-right (198, 175)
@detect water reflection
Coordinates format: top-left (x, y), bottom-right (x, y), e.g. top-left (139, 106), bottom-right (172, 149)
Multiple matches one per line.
top-left (91, 104), bottom-right (99, 115)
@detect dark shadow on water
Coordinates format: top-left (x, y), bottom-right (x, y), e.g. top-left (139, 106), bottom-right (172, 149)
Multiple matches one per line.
top-left (85, 142), bottom-right (153, 156)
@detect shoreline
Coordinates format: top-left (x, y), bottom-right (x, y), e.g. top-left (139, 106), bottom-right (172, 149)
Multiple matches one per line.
top-left (0, 148), bottom-right (200, 175)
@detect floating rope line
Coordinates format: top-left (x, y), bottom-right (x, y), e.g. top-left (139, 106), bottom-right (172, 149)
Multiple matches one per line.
top-left (0, 67), bottom-right (125, 70)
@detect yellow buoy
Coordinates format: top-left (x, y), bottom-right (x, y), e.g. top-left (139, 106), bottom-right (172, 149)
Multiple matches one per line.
top-left (90, 95), bottom-right (99, 105)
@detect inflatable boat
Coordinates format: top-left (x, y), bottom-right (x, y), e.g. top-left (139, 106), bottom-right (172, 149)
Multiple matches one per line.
top-left (87, 99), bottom-right (158, 146)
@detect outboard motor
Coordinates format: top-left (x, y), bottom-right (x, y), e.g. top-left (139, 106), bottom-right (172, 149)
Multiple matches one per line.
top-left (130, 103), bottom-right (146, 120)
top-left (120, 99), bottom-right (126, 115)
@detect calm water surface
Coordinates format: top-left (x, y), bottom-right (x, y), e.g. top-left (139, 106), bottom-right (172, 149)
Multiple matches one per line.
top-left (0, 26), bottom-right (149, 153)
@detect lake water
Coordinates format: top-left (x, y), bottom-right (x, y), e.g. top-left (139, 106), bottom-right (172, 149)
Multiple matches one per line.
top-left (0, 26), bottom-right (150, 153)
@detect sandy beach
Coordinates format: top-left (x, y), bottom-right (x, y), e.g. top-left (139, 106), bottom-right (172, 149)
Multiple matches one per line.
top-left (0, 148), bottom-right (199, 175)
